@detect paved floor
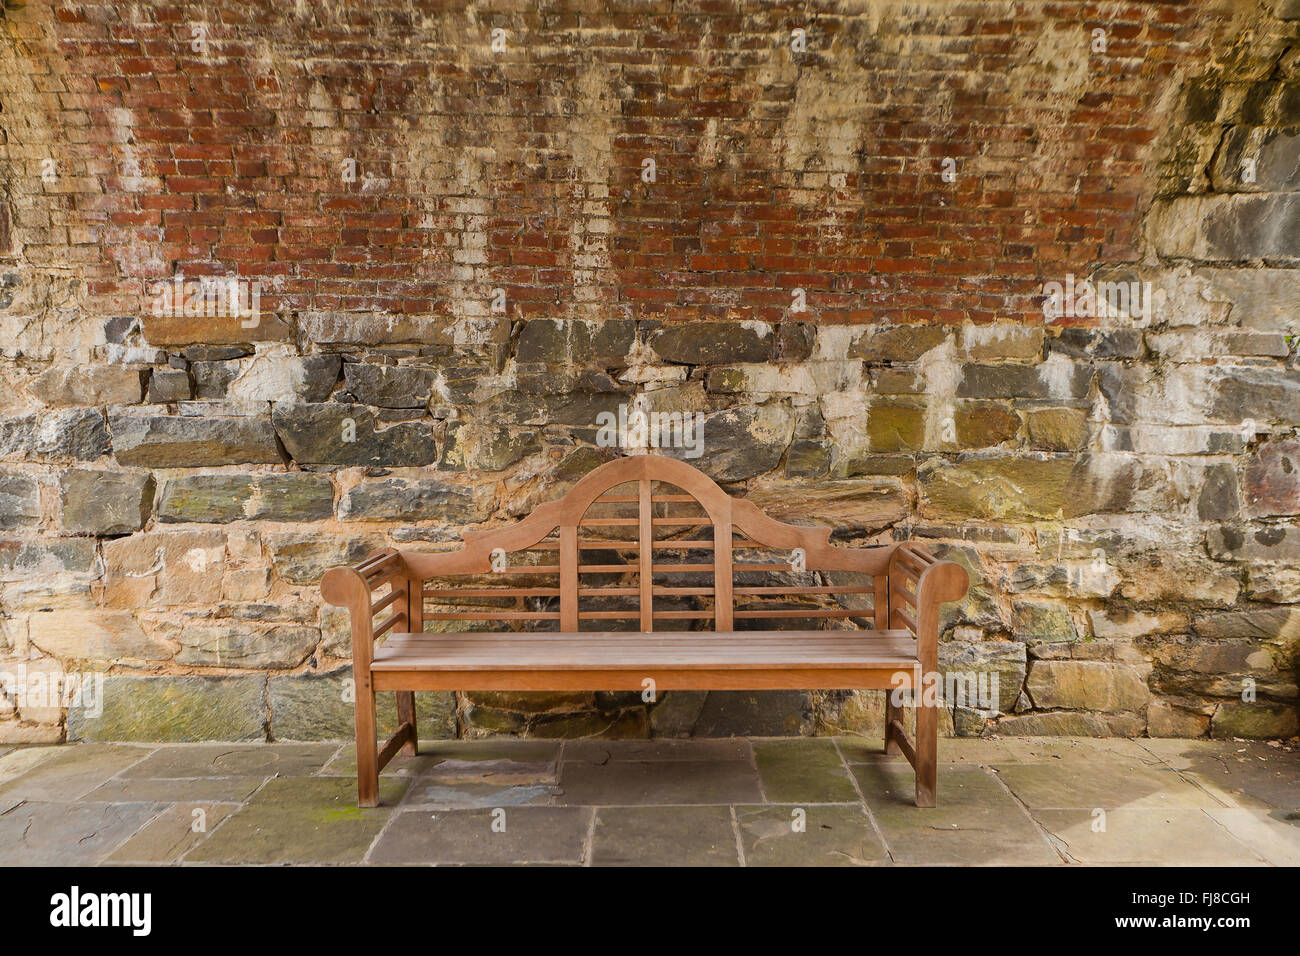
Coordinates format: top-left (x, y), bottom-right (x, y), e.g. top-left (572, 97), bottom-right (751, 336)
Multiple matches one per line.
top-left (0, 736), bottom-right (1296, 865)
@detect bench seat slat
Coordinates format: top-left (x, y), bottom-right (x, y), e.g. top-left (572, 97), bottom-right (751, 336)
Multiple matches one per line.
top-left (371, 629), bottom-right (919, 671)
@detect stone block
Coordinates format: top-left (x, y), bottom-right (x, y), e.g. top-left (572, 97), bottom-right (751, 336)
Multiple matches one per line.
top-left (59, 469), bottom-right (154, 535)
top-left (66, 675), bottom-right (267, 742)
top-left (157, 473), bottom-right (334, 523)
top-left (110, 411), bottom-right (281, 466)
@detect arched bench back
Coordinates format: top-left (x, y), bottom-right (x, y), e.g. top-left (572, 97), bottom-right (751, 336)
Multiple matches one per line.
top-left (401, 454), bottom-right (914, 633)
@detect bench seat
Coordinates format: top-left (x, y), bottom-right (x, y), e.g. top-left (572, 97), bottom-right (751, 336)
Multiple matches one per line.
top-left (370, 629), bottom-right (920, 690)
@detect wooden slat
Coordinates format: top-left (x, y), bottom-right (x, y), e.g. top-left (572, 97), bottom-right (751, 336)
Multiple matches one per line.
top-left (893, 560), bottom-right (920, 585)
top-left (423, 610), bottom-right (560, 621)
top-left (735, 585), bottom-right (874, 595)
top-left (371, 630), bottom-right (921, 671)
top-left (376, 721), bottom-right (415, 772)
top-left (560, 524), bottom-right (578, 631)
top-left (892, 606), bottom-right (918, 634)
top-left (889, 718), bottom-right (917, 768)
top-left (578, 517), bottom-right (709, 527)
top-left (891, 581), bottom-right (917, 608)
top-left (714, 516), bottom-right (733, 631)
top-left (373, 610), bottom-right (406, 637)
top-left (638, 479), bottom-right (653, 632)
top-left (425, 587), bottom-right (561, 598)
top-left (370, 587), bottom-right (406, 616)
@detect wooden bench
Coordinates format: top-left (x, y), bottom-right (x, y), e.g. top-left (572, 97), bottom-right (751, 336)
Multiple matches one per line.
top-left (322, 455), bottom-right (969, 807)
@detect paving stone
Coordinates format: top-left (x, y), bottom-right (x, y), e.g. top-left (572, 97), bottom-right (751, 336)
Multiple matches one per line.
top-left (557, 759), bottom-right (763, 806)
top-left (323, 743), bottom-right (446, 779)
top-left (419, 740), bottom-right (560, 783)
top-left (1138, 739), bottom-right (1300, 809)
top-left (105, 802), bottom-right (241, 863)
top-left (990, 759), bottom-right (1224, 810)
top-left (186, 776), bottom-right (409, 864)
top-left (591, 806), bottom-right (738, 866)
top-left (120, 743), bottom-right (339, 779)
top-left (0, 744), bottom-right (152, 802)
top-left (563, 738), bottom-right (751, 764)
top-left (84, 776), bottom-right (264, 803)
top-left (0, 745), bottom-right (61, 784)
top-left (403, 781), bottom-right (560, 809)
top-left (753, 739), bottom-right (859, 803)
top-left (736, 804), bottom-right (887, 866)
top-left (1032, 809), bottom-right (1268, 866)
top-left (368, 806), bottom-right (590, 865)
top-left (1202, 808), bottom-right (1300, 866)
top-left (851, 763), bottom-right (1059, 864)
top-left (0, 801), bottom-right (161, 865)
top-left (837, 735), bottom-right (1023, 766)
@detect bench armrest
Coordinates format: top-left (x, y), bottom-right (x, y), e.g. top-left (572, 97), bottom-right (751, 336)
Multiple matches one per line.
top-left (321, 549), bottom-right (416, 667)
top-left (887, 544), bottom-right (969, 672)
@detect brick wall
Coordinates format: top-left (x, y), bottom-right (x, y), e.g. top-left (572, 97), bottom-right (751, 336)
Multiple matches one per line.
top-left (0, 0), bottom-right (1296, 743)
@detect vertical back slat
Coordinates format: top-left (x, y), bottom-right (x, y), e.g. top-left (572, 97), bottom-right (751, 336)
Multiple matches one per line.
top-left (559, 524), bottom-right (578, 631)
top-left (638, 478), bottom-right (654, 632)
top-left (713, 515), bottom-right (733, 631)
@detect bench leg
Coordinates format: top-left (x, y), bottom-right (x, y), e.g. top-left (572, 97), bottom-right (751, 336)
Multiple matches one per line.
top-left (915, 699), bottom-right (937, 808)
top-left (396, 691), bottom-right (418, 756)
top-left (884, 690), bottom-right (902, 755)
top-left (354, 672), bottom-right (380, 808)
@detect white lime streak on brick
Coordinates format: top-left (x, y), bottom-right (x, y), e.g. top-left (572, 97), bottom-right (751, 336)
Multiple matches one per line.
top-left (918, 338), bottom-right (959, 449)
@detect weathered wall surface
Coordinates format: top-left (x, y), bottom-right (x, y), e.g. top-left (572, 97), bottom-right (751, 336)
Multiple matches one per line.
top-left (0, 0), bottom-right (1296, 743)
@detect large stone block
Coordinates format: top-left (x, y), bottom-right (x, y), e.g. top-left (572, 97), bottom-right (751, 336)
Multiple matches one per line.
top-left (1210, 367), bottom-right (1300, 424)
top-left (271, 403), bottom-right (440, 467)
top-left (1025, 661), bottom-right (1150, 713)
top-left (938, 641), bottom-right (1027, 716)
top-left (440, 422), bottom-right (542, 471)
top-left (264, 531), bottom-right (384, 586)
top-left (659, 403), bottom-right (794, 482)
top-left (1208, 523), bottom-right (1300, 562)
top-left (1210, 701), bottom-right (1299, 739)
top-left (0, 471), bottom-right (40, 530)
top-left (1243, 440), bottom-right (1300, 517)
top-left (957, 361), bottom-right (1090, 400)
top-left (102, 530), bottom-right (226, 607)
top-left (847, 324), bottom-right (947, 362)
top-left (267, 669), bottom-right (456, 740)
top-left (110, 411), bottom-right (281, 466)
top-left (0, 409), bottom-right (109, 461)
top-left (157, 473), bottom-right (335, 523)
top-left (342, 363), bottom-right (437, 409)
top-left (26, 609), bottom-right (171, 662)
top-left (59, 469), bottom-right (154, 535)
top-left (919, 455), bottom-right (1135, 521)
top-left (745, 476), bottom-right (908, 531)
top-left (866, 400), bottom-right (925, 452)
top-left (338, 477), bottom-right (485, 522)
top-left (1148, 193), bottom-right (1300, 261)
top-left (66, 675), bottom-right (267, 742)
top-left (172, 622), bottom-right (318, 669)
top-left (648, 321), bottom-right (773, 365)
top-left (516, 319), bottom-right (636, 365)
top-left (28, 366), bottom-right (145, 406)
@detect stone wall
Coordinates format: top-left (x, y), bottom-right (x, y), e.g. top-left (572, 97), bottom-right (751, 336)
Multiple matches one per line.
top-left (0, 0), bottom-right (1296, 743)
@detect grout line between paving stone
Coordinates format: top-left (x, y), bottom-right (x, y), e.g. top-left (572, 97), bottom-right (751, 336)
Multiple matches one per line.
top-left (1133, 738), bottom-right (1234, 809)
top-left (744, 739), bottom-right (770, 803)
top-left (174, 774), bottom-right (275, 865)
top-left (729, 805), bottom-right (747, 867)
top-left (581, 805), bottom-right (597, 866)
top-left (832, 737), bottom-right (895, 864)
top-left (983, 765), bottom-right (1075, 864)
top-left (1196, 807), bottom-right (1275, 866)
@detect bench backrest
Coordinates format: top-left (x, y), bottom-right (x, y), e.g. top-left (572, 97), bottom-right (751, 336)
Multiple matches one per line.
top-left (396, 454), bottom-right (933, 635)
